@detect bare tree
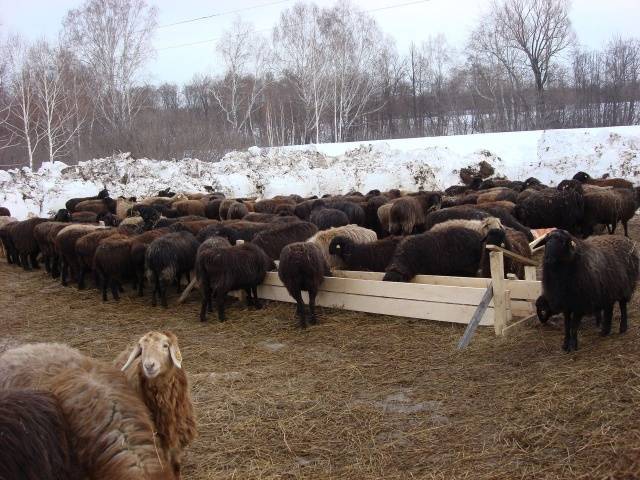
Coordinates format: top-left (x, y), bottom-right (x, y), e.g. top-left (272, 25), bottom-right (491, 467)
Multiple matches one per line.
top-left (273, 3), bottom-right (331, 144)
top-left (62, 0), bottom-right (157, 140)
top-left (4, 36), bottom-right (46, 169)
top-left (485, 0), bottom-right (574, 128)
top-left (30, 41), bottom-right (84, 162)
top-left (320, 2), bottom-right (385, 142)
top-left (211, 18), bottom-right (269, 139)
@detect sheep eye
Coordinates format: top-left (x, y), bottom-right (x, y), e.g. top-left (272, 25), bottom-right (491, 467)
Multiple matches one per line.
top-left (163, 344), bottom-right (169, 349)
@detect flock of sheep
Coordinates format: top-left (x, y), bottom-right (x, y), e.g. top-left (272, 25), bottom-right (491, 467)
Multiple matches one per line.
top-left (0, 169), bottom-right (639, 478)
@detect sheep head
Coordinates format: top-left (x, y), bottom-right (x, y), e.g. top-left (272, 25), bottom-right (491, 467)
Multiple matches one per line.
top-left (543, 229), bottom-right (577, 264)
top-left (121, 331), bottom-right (182, 379)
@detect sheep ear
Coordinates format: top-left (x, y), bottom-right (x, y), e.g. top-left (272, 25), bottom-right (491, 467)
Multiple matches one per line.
top-left (570, 240), bottom-right (576, 249)
top-left (169, 343), bottom-right (182, 369)
top-left (121, 344), bottom-right (142, 371)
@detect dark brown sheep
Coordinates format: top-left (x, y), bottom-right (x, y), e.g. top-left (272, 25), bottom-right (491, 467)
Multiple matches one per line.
top-left (383, 227), bottom-right (484, 282)
top-left (388, 192), bottom-right (442, 235)
top-left (0, 389), bottom-right (82, 480)
top-left (278, 242), bottom-right (330, 328)
top-left (252, 221), bottom-right (318, 260)
top-left (173, 200), bottom-right (206, 217)
top-left (573, 171), bottom-right (633, 190)
top-left (227, 202), bottom-right (249, 219)
top-left (479, 228), bottom-right (532, 279)
top-left (8, 217), bottom-right (50, 269)
top-left (54, 224), bottom-right (104, 286)
top-left (75, 228), bottom-right (121, 289)
top-left (542, 230), bottom-right (639, 351)
top-left (0, 207), bottom-right (10, 216)
top-left (65, 188), bottom-right (109, 212)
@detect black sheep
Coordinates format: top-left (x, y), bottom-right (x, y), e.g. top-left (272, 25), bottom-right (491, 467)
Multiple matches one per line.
top-left (145, 231), bottom-right (200, 307)
top-left (323, 200), bottom-right (366, 226)
top-left (0, 207), bottom-right (10, 216)
top-left (0, 222), bottom-right (19, 264)
top-left (542, 230), bottom-right (639, 352)
top-left (383, 227), bottom-right (484, 282)
top-left (479, 228), bottom-right (532, 279)
top-left (65, 188), bottom-right (109, 212)
top-left (535, 295), bottom-right (601, 326)
top-left (310, 207), bottom-right (349, 230)
top-left (514, 187), bottom-right (584, 234)
top-left (0, 389), bottom-right (82, 480)
top-left (196, 221), bottom-right (271, 243)
top-left (364, 195), bottom-right (389, 237)
top-left (204, 198), bottom-right (223, 220)
top-left (252, 221), bottom-right (318, 260)
top-left (197, 242), bottom-right (275, 322)
top-left (328, 235), bottom-right (401, 272)
top-left (278, 242), bottom-right (330, 328)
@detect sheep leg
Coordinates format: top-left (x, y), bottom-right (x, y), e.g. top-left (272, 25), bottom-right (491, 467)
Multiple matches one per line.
top-left (161, 279), bottom-right (168, 308)
top-left (600, 304), bottom-right (613, 336)
top-left (623, 221), bottom-right (629, 237)
top-left (252, 286), bottom-right (262, 309)
top-left (594, 310), bottom-right (601, 327)
top-left (619, 300), bottom-right (628, 334)
top-left (136, 267), bottom-right (145, 296)
top-left (569, 313), bottom-right (582, 351)
top-left (607, 223), bottom-right (614, 234)
top-left (30, 253), bottom-right (39, 269)
top-left (151, 271), bottom-right (159, 307)
top-left (51, 256), bottom-right (60, 278)
top-left (216, 291), bottom-right (226, 322)
top-left (20, 253), bottom-right (30, 270)
top-left (292, 291), bottom-right (307, 328)
top-left (562, 311), bottom-right (571, 352)
top-left (60, 259), bottom-right (68, 286)
top-left (43, 255), bottom-right (51, 273)
top-left (309, 289), bottom-right (318, 325)
top-left (111, 280), bottom-right (120, 301)
top-left (200, 280), bottom-right (211, 322)
top-left (101, 274), bottom-right (108, 302)
top-left (244, 288), bottom-right (254, 307)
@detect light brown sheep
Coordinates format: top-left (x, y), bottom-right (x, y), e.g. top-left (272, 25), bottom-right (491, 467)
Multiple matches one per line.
top-left (117, 331), bottom-right (197, 479)
top-left (0, 343), bottom-right (172, 480)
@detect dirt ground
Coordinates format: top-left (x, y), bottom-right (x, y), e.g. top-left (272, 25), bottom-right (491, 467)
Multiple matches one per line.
top-left (1, 222), bottom-right (640, 479)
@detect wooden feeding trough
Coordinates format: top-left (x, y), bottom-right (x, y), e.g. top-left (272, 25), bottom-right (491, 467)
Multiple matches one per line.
top-left (254, 248), bottom-right (541, 337)
top-left (179, 240), bottom-right (544, 340)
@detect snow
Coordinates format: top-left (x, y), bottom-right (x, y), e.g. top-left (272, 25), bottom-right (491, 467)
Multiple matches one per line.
top-left (1, 126), bottom-right (639, 220)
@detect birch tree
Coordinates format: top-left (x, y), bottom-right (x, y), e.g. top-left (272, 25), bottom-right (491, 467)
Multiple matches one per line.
top-left (62, 0), bottom-right (157, 139)
top-left (211, 19), bottom-right (269, 138)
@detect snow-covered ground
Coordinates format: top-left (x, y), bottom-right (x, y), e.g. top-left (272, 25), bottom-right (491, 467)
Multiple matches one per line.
top-left (1, 126), bottom-right (639, 220)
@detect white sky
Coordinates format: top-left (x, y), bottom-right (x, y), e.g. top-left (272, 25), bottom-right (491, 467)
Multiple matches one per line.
top-left (1, 0), bottom-right (639, 85)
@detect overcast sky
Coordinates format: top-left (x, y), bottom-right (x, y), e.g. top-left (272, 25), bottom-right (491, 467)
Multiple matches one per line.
top-left (2, 0), bottom-right (639, 85)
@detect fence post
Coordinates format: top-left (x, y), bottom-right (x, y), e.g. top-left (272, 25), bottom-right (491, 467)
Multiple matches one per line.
top-left (490, 250), bottom-right (507, 336)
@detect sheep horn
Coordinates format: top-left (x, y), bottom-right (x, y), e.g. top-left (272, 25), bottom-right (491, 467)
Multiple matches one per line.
top-left (121, 344), bottom-right (142, 371)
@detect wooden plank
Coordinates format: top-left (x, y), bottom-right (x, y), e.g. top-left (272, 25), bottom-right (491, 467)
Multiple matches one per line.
top-left (504, 279), bottom-right (542, 301)
top-left (511, 300), bottom-right (536, 317)
top-left (328, 269), bottom-right (491, 288)
top-left (529, 231), bottom-right (551, 250)
top-left (532, 244), bottom-right (545, 255)
top-left (458, 284), bottom-right (493, 349)
top-left (524, 266), bottom-right (537, 281)
top-left (257, 284), bottom-right (495, 325)
top-left (486, 244), bottom-right (538, 267)
top-left (263, 274), bottom-right (494, 306)
top-left (490, 250), bottom-right (508, 335)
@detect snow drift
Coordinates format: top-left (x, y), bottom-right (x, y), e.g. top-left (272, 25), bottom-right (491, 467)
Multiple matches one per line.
top-left (1, 126), bottom-right (639, 220)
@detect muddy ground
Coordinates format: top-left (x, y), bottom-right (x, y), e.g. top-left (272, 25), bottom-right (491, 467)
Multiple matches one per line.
top-left (1, 221), bottom-right (639, 479)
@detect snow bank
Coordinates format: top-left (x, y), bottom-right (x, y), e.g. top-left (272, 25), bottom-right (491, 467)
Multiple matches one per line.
top-left (1, 126), bottom-right (639, 220)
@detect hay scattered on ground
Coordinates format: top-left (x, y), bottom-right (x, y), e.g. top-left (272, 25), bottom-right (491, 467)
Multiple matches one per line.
top-left (1, 224), bottom-right (640, 479)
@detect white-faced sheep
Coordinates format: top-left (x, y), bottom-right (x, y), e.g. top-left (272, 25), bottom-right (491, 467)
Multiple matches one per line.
top-left (0, 343), bottom-right (174, 480)
top-left (307, 225), bottom-right (378, 270)
top-left (278, 242), bottom-right (330, 328)
top-left (117, 331), bottom-right (197, 479)
top-left (542, 230), bottom-right (639, 352)
top-left (383, 227), bottom-right (484, 282)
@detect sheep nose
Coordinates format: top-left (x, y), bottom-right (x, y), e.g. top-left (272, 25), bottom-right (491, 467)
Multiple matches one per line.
top-left (143, 361), bottom-right (156, 373)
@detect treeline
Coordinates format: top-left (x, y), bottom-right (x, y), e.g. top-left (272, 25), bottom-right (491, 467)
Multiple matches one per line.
top-left (0, 0), bottom-right (638, 169)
